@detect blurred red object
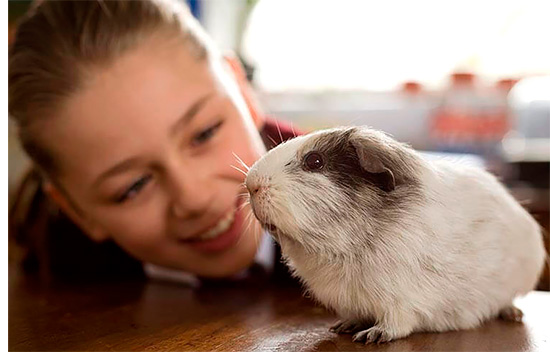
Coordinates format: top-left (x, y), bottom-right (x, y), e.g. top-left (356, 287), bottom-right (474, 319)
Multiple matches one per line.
top-left (429, 72), bottom-right (517, 156)
top-left (401, 81), bottom-right (423, 95)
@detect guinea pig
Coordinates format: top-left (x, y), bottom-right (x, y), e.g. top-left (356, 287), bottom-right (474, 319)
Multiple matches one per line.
top-left (245, 126), bottom-right (546, 344)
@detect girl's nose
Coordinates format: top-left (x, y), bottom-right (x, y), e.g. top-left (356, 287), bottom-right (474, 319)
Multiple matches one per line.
top-left (169, 170), bottom-right (213, 220)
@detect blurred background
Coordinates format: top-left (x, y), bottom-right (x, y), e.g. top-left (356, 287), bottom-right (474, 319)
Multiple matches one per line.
top-left (8, 0), bottom-right (550, 286)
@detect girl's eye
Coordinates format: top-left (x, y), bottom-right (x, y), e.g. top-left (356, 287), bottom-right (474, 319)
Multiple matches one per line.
top-left (116, 174), bottom-right (152, 203)
top-left (192, 121), bottom-right (223, 146)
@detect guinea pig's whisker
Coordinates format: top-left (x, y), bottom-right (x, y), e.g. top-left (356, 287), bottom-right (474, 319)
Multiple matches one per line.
top-left (253, 219), bottom-right (262, 249)
top-left (230, 164), bottom-right (248, 177)
top-left (237, 200), bottom-right (250, 212)
top-left (237, 208), bottom-right (257, 249)
top-left (238, 199), bottom-right (249, 209)
top-left (290, 121), bottom-right (297, 138)
top-left (274, 118), bottom-right (284, 144)
top-left (244, 216), bottom-right (260, 253)
top-left (242, 211), bottom-right (254, 235)
top-left (267, 135), bottom-right (278, 146)
top-left (252, 219), bottom-right (262, 248)
top-left (237, 196), bottom-right (250, 204)
top-left (245, 205), bottom-right (255, 223)
top-left (237, 190), bottom-right (249, 198)
top-left (232, 152), bottom-right (250, 171)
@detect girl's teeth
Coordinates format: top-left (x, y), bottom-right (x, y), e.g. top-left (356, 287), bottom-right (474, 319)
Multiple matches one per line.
top-left (199, 211), bottom-right (235, 240)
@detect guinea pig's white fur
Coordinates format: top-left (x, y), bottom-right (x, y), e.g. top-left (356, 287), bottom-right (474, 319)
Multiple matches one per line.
top-left (245, 126), bottom-right (546, 344)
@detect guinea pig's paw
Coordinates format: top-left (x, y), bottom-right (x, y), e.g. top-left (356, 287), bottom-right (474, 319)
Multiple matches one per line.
top-left (498, 305), bottom-right (524, 323)
top-left (330, 319), bottom-right (374, 334)
top-left (352, 326), bottom-right (394, 344)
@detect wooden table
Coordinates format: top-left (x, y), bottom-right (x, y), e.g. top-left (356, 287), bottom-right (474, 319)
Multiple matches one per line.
top-left (9, 267), bottom-right (550, 352)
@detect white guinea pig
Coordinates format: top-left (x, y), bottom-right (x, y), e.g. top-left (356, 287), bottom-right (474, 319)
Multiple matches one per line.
top-left (245, 126), bottom-right (546, 344)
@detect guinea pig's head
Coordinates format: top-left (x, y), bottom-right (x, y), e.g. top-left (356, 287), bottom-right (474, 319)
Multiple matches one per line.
top-left (245, 126), bottom-right (423, 256)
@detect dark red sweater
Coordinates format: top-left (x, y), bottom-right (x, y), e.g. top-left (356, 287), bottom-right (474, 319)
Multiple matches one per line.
top-left (260, 117), bottom-right (304, 150)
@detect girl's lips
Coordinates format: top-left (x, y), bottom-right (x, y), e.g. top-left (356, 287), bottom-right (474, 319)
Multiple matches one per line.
top-left (183, 197), bottom-right (246, 253)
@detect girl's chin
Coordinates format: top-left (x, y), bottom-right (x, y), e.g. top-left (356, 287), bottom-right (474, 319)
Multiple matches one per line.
top-left (187, 239), bottom-right (260, 278)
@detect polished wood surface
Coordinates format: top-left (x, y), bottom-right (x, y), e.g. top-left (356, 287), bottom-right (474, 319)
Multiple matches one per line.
top-left (9, 268), bottom-right (550, 352)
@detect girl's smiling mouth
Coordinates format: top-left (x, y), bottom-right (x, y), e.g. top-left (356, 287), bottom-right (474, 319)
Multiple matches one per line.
top-left (179, 197), bottom-right (246, 253)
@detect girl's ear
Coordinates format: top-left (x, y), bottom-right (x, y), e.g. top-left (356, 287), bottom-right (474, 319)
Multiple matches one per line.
top-left (223, 53), bottom-right (265, 129)
top-left (42, 182), bottom-right (110, 242)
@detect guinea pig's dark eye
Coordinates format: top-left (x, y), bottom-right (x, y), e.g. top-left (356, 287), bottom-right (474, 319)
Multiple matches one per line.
top-left (303, 151), bottom-right (324, 171)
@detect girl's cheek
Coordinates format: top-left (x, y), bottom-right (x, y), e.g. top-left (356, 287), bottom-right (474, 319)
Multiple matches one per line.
top-left (97, 195), bottom-right (168, 247)
top-left (110, 218), bottom-right (167, 255)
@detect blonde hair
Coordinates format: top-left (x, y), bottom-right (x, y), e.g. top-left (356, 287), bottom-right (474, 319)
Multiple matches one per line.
top-left (9, 0), bottom-right (214, 175)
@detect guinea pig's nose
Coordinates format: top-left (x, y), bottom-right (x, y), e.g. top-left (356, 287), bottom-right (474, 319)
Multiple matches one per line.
top-left (246, 177), bottom-right (265, 196)
top-left (246, 182), bottom-right (262, 195)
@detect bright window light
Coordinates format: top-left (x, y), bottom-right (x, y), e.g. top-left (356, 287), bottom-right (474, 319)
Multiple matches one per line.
top-left (241, 0), bottom-right (550, 91)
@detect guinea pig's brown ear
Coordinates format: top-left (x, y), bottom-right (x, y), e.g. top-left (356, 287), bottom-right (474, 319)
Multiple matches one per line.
top-left (351, 140), bottom-right (396, 192)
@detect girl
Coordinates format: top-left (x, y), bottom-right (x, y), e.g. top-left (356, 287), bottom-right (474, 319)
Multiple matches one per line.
top-left (9, 0), bottom-right (299, 283)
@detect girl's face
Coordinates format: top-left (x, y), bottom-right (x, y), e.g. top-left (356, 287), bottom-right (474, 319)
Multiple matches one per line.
top-left (43, 38), bottom-right (267, 277)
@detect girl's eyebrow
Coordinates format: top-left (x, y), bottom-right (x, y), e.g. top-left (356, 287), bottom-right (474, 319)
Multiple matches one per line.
top-left (93, 157), bottom-right (144, 189)
top-left (93, 93), bottom-right (215, 188)
top-left (169, 92), bottom-right (215, 137)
